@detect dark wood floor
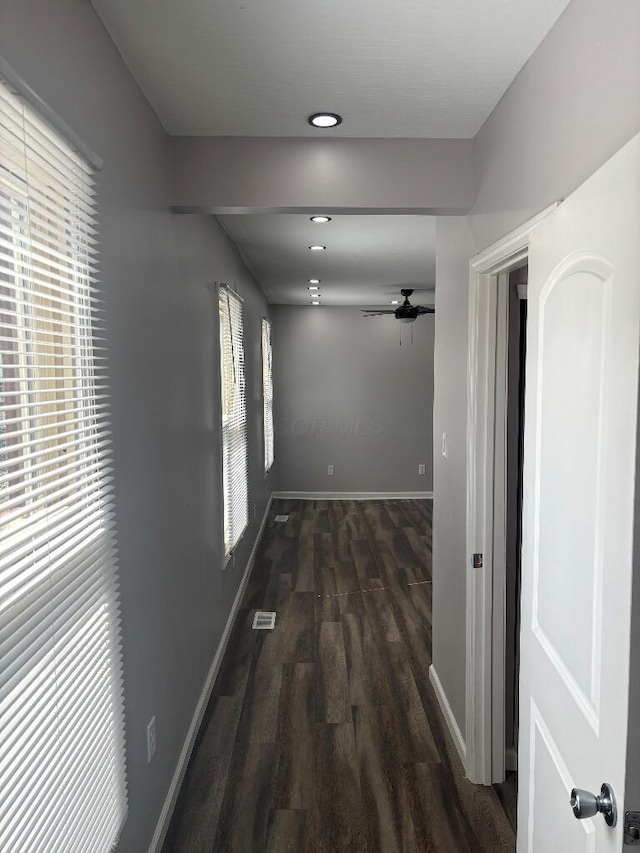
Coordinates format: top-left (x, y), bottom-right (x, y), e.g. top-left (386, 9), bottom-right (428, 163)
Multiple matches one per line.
top-left (163, 499), bottom-right (516, 853)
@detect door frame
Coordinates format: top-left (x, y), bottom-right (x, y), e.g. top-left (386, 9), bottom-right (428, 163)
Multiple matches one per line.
top-left (464, 203), bottom-right (558, 785)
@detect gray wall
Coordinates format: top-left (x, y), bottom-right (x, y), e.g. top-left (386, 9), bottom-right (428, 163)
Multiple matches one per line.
top-left (0, 3), bottom-right (271, 851)
top-left (4, 0), bottom-right (640, 843)
top-left (272, 306), bottom-right (434, 493)
top-left (431, 0), bottom-right (640, 755)
top-left (471, 0), bottom-right (640, 251)
top-left (171, 136), bottom-right (474, 214)
top-left (431, 218), bottom-right (474, 726)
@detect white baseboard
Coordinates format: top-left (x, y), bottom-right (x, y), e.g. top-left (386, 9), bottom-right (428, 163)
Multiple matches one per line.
top-left (272, 490), bottom-right (434, 501)
top-left (147, 495), bottom-right (273, 853)
top-left (505, 746), bottom-right (518, 772)
top-left (429, 664), bottom-right (467, 766)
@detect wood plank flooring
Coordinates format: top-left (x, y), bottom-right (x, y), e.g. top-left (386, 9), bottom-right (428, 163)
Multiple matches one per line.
top-left (163, 499), bottom-right (516, 853)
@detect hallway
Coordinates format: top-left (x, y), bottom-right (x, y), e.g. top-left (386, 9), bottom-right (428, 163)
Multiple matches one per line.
top-left (163, 499), bottom-right (515, 852)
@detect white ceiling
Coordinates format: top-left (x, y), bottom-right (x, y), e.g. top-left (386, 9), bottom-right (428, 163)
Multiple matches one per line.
top-left (91, 0), bottom-right (569, 304)
top-left (218, 214), bottom-right (436, 305)
top-left (92, 0), bottom-right (571, 138)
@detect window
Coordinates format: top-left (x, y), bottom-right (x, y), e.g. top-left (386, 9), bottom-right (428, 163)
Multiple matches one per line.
top-left (0, 81), bottom-right (127, 850)
top-left (219, 285), bottom-right (248, 558)
top-left (261, 317), bottom-right (274, 473)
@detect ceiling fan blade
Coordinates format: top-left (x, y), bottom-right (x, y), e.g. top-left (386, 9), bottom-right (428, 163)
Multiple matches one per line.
top-left (415, 306), bottom-right (436, 314)
top-left (361, 309), bottom-right (396, 316)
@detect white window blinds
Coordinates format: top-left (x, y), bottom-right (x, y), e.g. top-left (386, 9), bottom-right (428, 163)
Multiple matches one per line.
top-left (261, 317), bottom-right (274, 473)
top-left (0, 81), bottom-right (127, 851)
top-left (219, 285), bottom-right (248, 558)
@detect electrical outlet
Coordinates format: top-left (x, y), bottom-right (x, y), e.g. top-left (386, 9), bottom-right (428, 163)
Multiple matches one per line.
top-left (327, 464), bottom-right (334, 476)
top-left (418, 463), bottom-right (426, 475)
top-left (147, 716), bottom-right (157, 764)
top-left (441, 432), bottom-right (448, 459)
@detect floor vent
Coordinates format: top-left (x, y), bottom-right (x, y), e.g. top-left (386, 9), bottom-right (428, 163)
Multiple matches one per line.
top-left (252, 611), bottom-right (276, 630)
top-left (274, 514), bottom-right (289, 523)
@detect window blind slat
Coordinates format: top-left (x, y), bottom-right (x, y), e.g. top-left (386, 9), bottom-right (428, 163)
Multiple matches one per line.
top-left (219, 285), bottom-right (248, 557)
top-left (261, 317), bottom-right (274, 473)
top-left (3, 396), bottom-right (106, 429)
top-left (0, 474), bottom-right (114, 532)
top-left (1, 541), bottom-right (115, 657)
top-left (0, 185), bottom-right (100, 241)
top-left (0, 144), bottom-right (97, 222)
top-left (0, 252), bottom-right (97, 287)
top-left (0, 460), bottom-right (110, 513)
top-left (0, 285), bottom-right (104, 322)
top-left (2, 591), bottom-right (121, 741)
top-left (0, 502), bottom-right (108, 574)
top-left (0, 201), bottom-right (100, 248)
top-left (0, 98), bottom-right (95, 187)
top-left (0, 338), bottom-right (108, 357)
top-left (0, 385), bottom-right (109, 403)
top-left (0, 440), bottom-right (111, 496)
top-left (0, 488), bottom-right (113, 552)
top-left (0, 224), bottom-right (99, 269)
top-left (0, 171), bottom-right (97, 231)
top-left (1, 426), bottom-right (110, 473)
top-left (1, 516), bottom-right (114, 600)
top-left (0, 80), bottom-right (127, 852)
top-left (0, 245), bottom-right (98, 293)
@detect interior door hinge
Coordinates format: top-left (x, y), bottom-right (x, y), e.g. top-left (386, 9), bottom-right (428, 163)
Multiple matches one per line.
top-left (472, 553), bottom-right (483, 569)
top-left (625, 811), bottom-right (640, 845)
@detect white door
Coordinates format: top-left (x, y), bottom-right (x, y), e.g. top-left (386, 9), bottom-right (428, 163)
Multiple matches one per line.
top-left (519, 132), bottom-right (640, 852)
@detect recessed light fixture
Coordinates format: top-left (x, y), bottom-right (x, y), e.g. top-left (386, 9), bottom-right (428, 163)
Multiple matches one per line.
top-left (308, 279), bottom-right (321, 284)
top-left (308, 113), bottom-right (342, 129)
top-left (311, 300), bottom-right (320, 305)
top-left (390, 300), bottom-right (399, 305)
top-left (308, 286), bottom-right (319, 291)
top-left (310, 215), bottom-right (331, 224)
top-left (309, 245), bottom-right (326, 251)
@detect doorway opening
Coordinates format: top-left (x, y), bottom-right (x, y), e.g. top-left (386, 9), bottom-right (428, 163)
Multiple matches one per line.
top-left (464, 205), bottom-right (557, 796)
top-left (493, 263), bottom-right (527, 831)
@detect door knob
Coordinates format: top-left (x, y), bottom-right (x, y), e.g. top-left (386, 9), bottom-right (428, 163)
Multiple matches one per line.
top-left (570, 783), bottom-right (617, 827)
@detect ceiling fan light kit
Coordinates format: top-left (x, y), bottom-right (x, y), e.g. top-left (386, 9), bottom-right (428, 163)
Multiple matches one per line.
top-left (361, 288), bottom-right (434, 343)
top-left (361, 288), bottom-right (435, 320)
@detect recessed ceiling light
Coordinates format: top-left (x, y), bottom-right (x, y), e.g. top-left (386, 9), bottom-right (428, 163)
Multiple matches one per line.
top-left (308, 113), bottom-right (342, 129)
top-left (391, 300), bottom-right (399, 305)
top-left (309, 245), bottom-right (326, 251)
top-left (310, 215), bottom-right (332, 224)
top-left (308, 286), bottom-right (319, 291)
top-left (308, 279), bottom-right (321, 284)
top-left (311, 300), bottom-right (320, 305)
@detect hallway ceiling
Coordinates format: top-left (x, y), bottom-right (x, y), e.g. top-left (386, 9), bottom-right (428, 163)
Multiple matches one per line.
top-left (91, 0), bottom-right (570, 138)
top-left (217, 215), bottom-right (435, 306)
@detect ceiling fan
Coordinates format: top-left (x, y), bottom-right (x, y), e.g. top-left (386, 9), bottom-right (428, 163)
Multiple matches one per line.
top-left (361, 288), bottom-right (435, 323)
